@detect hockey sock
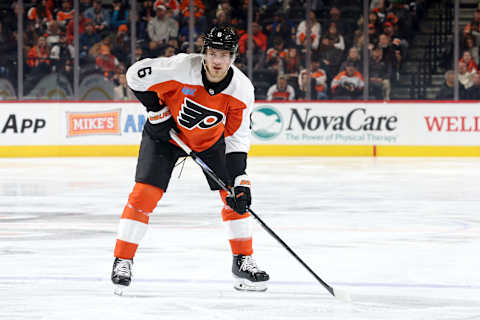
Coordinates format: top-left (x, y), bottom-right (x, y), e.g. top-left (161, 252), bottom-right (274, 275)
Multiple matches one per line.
top-left (219, 190), bottom-right (253, 256)
top-left (114, 183), bottom-right (164, 259)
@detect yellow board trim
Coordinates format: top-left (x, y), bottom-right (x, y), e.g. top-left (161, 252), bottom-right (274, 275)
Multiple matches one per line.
top-left (0, 145), bottom-right (140, 157)
top-left (250, 145), bottom-right (373, 156)
top-left (377, 145), bottom-right (480, 157)
top-left (0, 145), bottom-right (480, 157)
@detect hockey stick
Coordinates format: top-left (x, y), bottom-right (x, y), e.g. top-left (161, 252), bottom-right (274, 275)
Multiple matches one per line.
top-left (169, 129), bottom-right (351, 302)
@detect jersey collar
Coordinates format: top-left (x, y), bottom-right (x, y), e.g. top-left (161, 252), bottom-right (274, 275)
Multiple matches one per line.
top-left (201, 66), bottom-right (234, 96)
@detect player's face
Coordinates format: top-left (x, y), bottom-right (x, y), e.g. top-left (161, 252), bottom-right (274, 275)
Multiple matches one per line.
top-left (204, 48), bottom-right (232, 83)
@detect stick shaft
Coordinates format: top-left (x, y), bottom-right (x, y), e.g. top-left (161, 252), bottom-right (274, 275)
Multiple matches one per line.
top-left (247, 207), bottom-right (334, 296)
top-left (169, 129), bottom-right (336, 298)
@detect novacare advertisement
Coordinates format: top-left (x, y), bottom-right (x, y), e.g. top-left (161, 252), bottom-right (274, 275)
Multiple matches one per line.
top-left (0, 102), bottom-right (479, 148)
top-left (250, 102), bottom-right (480, 146)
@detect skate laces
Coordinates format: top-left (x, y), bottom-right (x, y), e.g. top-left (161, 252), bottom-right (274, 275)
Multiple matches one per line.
top-left (240, 256), bottom-right (261, 274)
top-left (114, 259), bottom-right (132, 276)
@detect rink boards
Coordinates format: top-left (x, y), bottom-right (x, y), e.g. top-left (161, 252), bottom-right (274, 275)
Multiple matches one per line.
top-left (0, 101), bottom-right (479, 157)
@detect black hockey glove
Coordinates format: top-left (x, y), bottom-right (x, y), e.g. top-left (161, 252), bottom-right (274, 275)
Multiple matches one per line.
top-left (130, 89), bottom-right (179, 142)
top-left (144, 106), bottom-right (179, 142)
top-left (226, 174), bottom-right (251, 214)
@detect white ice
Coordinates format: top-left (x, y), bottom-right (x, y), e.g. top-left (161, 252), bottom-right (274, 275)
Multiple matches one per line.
top-left (1, 156), bottom-right (479, 320)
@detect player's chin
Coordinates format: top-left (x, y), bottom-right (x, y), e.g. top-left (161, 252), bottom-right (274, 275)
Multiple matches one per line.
top-left (212, 71), bottom-right (225, 79)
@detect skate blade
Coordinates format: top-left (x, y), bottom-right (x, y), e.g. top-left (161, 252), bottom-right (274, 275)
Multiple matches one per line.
top-left (233, 277), bottom-right (268, 292)
top-left (113, 284), bottom-right (128, 296)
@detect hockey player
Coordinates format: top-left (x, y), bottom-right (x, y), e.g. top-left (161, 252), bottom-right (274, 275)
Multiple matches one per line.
top-left (111, 25), bottom-right (269, 295)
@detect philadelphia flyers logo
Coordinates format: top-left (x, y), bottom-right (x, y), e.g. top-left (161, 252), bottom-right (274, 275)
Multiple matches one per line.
top-left (178, 98), bottom-right (224, 130)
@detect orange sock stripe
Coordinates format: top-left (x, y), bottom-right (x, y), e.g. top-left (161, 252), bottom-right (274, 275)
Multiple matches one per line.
top-left (221, 206), bottom-right (251, 221)
top-left (113, 183), bottom-right (164, 260)
top-left (129, 182), bottom-right (164, 213)
top-left (121, 205), bottom-right (150, 224)
top-left (229, 238), bottom-right (253, 256)
top-left (114, 239), bottom-right (138, 259)
top-left (120, 182), bottom-right (165, 224)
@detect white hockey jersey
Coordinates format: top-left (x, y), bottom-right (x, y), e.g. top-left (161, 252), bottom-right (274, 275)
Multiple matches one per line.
top-left (126, 53), bottom-right (254, 154)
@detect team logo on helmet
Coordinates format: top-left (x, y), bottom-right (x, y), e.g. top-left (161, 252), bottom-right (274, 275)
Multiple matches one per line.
top-left (202, 25), bottom-right (239, 54)
top-left (178, 97), bottom-right (224, 130)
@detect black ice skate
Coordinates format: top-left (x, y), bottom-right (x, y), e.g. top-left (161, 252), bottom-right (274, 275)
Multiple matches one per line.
top-left (232, 255), bottom-right (269, 292)
top-left (111, 257), bottom-right (133, 296)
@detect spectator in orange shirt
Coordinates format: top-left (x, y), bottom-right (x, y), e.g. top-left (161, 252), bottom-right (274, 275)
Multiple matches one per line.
top-left (57, 0), bottom-right (74, 28)
top-left (66, 9), bottom-right (92, 44)
top-left (96, 45), bottom-right (120, 78)
top-left (27, 0), bottom-right (53, 32)
top-left (25, 35), bottom-right (51, 89)
top-left (238, 21), bottom-right (267, 54)
top-left (460, 50), bottom-right (478, 73)
top-left (27, 36), bottom-right (51, 69)
top-left (180, 0), bottom-right (205, 19)
top-left (238, 22), bottom-right (267, 69)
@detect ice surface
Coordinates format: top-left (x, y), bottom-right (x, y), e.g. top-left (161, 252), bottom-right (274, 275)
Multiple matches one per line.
top-left (1, 156), bottom-right (480, 320)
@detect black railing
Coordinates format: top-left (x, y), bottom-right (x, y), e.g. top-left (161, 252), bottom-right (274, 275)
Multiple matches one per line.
top-left (411, 0), bottom-right (452, 98)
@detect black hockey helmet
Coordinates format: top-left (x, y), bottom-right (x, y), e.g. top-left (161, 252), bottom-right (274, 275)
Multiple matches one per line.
top-left (202, 25), bottom-right (239, 55)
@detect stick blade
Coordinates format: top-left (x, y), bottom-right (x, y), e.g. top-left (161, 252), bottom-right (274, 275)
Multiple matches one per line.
top-left (332, 287), bottom-right (351, 302)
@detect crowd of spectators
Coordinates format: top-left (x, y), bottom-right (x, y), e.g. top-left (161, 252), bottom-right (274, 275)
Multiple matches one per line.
top-left (435, 7), bottom-right (480, 100)
top-left (257, 0), bottom-right (424, 100)
top-left (0, 0), bottom-right (426, 100)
